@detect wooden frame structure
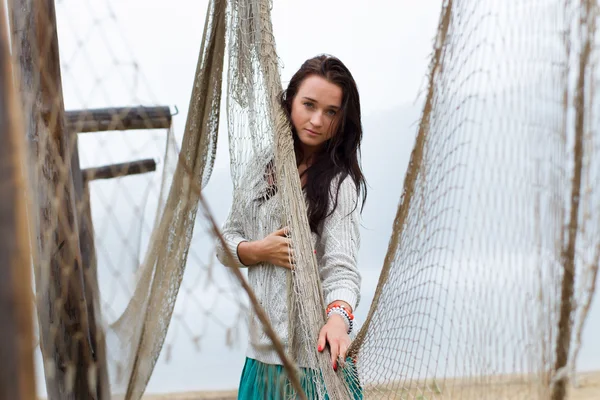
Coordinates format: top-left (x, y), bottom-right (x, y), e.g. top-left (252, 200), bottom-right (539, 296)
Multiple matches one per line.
top-left (4, 1), bottom-right (172, 398)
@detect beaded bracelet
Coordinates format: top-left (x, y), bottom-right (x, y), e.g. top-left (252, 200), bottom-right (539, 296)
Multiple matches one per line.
top-left (326, 304), bottom-right (354, 334)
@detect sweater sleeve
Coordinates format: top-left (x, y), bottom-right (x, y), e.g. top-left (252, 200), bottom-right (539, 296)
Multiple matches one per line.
top-left (215, 189), bottom-right (248, 268)
top-left (317, 176), bottom-right (362, 311)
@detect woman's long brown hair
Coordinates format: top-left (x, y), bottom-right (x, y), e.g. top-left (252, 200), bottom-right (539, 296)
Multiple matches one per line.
top-left (279, 54), bottom-right (367, 234)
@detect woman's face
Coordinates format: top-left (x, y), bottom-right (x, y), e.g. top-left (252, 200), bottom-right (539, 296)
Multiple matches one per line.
top-left (291, 75), bottom-right (342, 155)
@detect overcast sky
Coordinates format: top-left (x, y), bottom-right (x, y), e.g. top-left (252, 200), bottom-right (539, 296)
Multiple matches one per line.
top-left (31, 0), bottom-right (600, 396)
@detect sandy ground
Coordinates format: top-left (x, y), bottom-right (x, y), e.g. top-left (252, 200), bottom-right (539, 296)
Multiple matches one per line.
top-left (142, 370), bottom-right (600, 399)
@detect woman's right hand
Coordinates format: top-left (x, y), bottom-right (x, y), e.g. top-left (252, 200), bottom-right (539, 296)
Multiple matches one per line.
top-left (237, 227), bottom-right (294, 269)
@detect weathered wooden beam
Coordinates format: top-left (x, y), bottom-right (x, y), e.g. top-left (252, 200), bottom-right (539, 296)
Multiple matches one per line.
top-left (83, 159), bottom-right (157, 181)
top-left (0, 0), bottom-right (36, 397)
top-left (78, 178), bottom-right (108, 400)
top-left (66, 106), bottom-right (172, 133)
top-left (8, 1), bottom-right (110, 399)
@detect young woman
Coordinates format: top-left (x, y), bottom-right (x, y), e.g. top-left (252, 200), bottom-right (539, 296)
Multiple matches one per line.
top-left (217, 54), bottom-right (367, 399)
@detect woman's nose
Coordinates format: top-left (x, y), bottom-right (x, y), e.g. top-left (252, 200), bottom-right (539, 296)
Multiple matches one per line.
top-left (310, 111), bottom-right (323, 127)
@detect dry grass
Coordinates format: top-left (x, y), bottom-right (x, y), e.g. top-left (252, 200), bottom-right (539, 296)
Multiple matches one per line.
top-left (142, 370), bottom-right (600, 399)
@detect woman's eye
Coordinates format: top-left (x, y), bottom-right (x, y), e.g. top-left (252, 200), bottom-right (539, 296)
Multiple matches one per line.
top-left (303, 102), bottom-right (314, 108)
top-left (326, 109), bottom-right (337, 116)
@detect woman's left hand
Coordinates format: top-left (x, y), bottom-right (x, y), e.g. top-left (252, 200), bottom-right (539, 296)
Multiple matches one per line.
top-left (317, 314), bottom-right (350, 371)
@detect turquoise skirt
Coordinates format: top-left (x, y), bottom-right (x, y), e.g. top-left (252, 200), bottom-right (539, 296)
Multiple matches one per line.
top-left (237, 357), bottom-right (363, 399)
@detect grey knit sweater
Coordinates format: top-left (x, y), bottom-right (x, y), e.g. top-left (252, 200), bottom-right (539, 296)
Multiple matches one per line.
top-left (216, 154), bottom-right (362, 366)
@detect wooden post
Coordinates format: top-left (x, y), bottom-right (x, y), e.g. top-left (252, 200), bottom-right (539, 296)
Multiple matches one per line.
top-left (83, 159), bottom-right (157, 181)
top-left (66, 106), bottom-right (172, 133)
top-left (78, 179), bottom-right (110, 400)
top-left (0, 0), bottom-right (36, 397)
top-left (8, 1), bottom-right (109, 399)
